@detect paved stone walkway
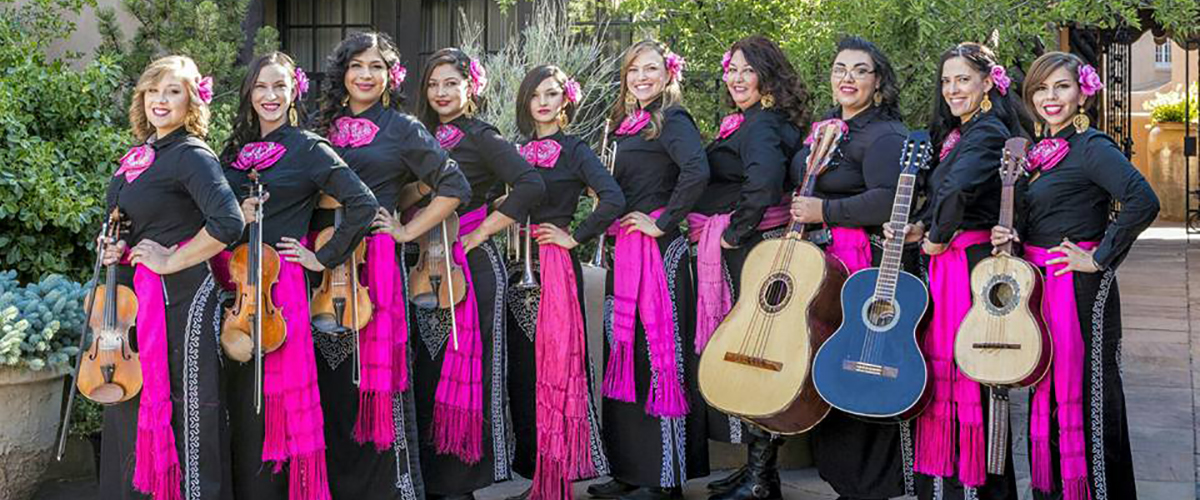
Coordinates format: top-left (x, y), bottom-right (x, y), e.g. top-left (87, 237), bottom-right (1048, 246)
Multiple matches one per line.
top-left (34, 225), bottom-right (1199, 499)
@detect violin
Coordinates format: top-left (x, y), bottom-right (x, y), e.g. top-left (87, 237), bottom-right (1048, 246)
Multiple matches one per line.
top-left (221, 169), bottom-right (286, 413)
top-left (76, 209), bottom-right (143, 405)
top-left (311, 195), bottom-right (372, 385)
top-left (408, 210), bottom-right (466, 310)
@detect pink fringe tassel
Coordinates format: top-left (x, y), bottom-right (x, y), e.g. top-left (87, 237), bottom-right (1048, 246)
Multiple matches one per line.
top-left (958, 423), bottom-right (985, 487)
top-left (433, 403), bottom-right (483, 464)
top-left (263, 394), bottom-right (288, 468)
top-left (602, 341), bottom-right (635, 402)
top-left (288, 452), bottom-right (332, 500)
top-left (914, 414), bottom-right (956, 477)
top-left (353, 390), bottom-right (396, 450)
top-left (1063, 476), bottom-right (1093, 500)
top-left (646, 370), bottom-right (689, 418)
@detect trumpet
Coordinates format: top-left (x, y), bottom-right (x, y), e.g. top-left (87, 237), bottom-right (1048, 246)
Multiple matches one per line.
top-left (514, 216), bottom-right (539, 290)
top-left (585, 120), bottom-right (617, 269)
top-left (504, 185), bottom-right (521, 262)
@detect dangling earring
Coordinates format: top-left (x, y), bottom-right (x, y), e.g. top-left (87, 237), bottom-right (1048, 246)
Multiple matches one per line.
top-left (557, 110), bottom-right (569, 129)
top-left (341, 95), bottom-right (350, 108)
top-left (980, 93), bottom-right (993, 113)
top-left (761, 93), bottom-right (775, 109)
top-left (289, 104), bottom-right (299, 126)
top-left (624, 92), bottom-right (636, 107)
top-left (464, 99), bottom-right (477, 117)
top-left (1072, 111), bottom-right (1090, 133)
top-left (873, 92), bottom-right (883, 106)
top-left (382, 91), bottom-right (390, 108)
top-left (1034, 121), bottom-right (1043, 137)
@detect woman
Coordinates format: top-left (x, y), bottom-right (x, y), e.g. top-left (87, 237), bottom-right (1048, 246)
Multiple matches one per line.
top-left (992, 51), bottom-right (1156, 500)
top-left (310, 32), bottom-right (471, 500)
top-left (412, 47), bottom-right (546, 500)
top-left (585, 39), bottom-right (710, 500)
top-left (688, 35), bottom-right (804, 500)
top-left (216, 51), bottom-right (378, 500)
top-left (787, 36), bottom-right (916, 500)
top-left (505, 64), bottom-right (623, 500)
top-left (899, 42), bottom-right (1030, 500)
top-left (100, 55), bottom-right (244, 500)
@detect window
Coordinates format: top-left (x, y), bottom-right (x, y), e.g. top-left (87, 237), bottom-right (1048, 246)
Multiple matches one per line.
top-left (420, 0), bottom-right (516, 58)
top-left (284, 0), bottom-right (375, 73)
top-left (1155, 42), bottom-right (1172, 68)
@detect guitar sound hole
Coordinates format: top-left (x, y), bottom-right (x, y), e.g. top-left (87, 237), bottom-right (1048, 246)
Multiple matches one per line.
top-left (987, 282), bottom-right (1015, 308)
top-left (758, 273), bottom-right (793, 313)
top-left (867, 300), bottom-right (896, 327)
top-left (983, 275), bottom-right (1020, 315)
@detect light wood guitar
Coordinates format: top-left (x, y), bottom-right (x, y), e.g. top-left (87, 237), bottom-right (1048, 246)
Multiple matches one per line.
top-left (698, 123), bottom-right (848, 435)
top-left (953, 137), bottom-right (1051, 474)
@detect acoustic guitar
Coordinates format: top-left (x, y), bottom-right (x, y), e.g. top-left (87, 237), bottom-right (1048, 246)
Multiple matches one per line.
top-left (953, 136), bottom-right (1050, 474)
top-left (812, 131), bottom-right (932, 421)
top-left (698, 122), bottom-right (848, 435)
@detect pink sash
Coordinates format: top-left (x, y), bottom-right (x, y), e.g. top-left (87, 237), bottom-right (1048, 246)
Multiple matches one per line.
top-left (131, 263), bottom-right (181, 500)
top-left (432, 206), bottom-right (487, 463)
top-left (1026, 243), bottom-right (1097, 500)
top-left (353, 234), bottom-right (409, 449)
top-left (686, 202), bottom-right (791, 353)
top-left (825, 226), bottom-right (872, 274)
top-left (529, 233), bottom-right (596, 500)
top-left (602, 208), bottom-right (688, 418)
top-left (915, 230), bottom-right (990, 487)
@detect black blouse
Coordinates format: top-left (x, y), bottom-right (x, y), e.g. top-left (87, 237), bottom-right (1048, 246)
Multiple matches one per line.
top-left (917, 112), bottom-right (1010, 244)
top-left (612, 103), bottom-right (711, 232)
top-left (700, 104), bottom-right (801, 245)
top-left (442, 116), bottom-right (545, 220)
top-left (791, 107), bottom-right (908, 230)
top-left (520, 131), bottom-right (625, 244)
top-left (1017, 127), bottom-right (1159, 269)
top-left (105, 128), bottom-right (244, 248)
top-left (331, 102), bottom-right (471, 210)
top-left (222, 125), bottom-right (377, 269)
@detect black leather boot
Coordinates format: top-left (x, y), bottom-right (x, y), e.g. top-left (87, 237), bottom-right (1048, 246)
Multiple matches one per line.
top-left (586, 478), bottom-right (637, 499)
top-left (617, 486), bottom-right (683, 500)
top-left (707, 465), bottom-right (747, 493)
top-left (707, 438), bottom-right (782, 500)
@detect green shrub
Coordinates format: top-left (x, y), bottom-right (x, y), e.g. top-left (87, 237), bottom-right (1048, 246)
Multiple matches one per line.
top-left (1145, 83), bottom-right (1199, 124)
top-left (0, 271), bottom-right (88, 371)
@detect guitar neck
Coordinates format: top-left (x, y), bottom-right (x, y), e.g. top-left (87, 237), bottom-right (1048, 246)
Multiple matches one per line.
top-left (997, 182), bottom-right (1015, 254)
top-left (874, 173), bottom-right (916, 300)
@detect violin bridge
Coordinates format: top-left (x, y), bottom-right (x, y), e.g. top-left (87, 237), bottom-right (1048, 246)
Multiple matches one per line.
top-left (724, 352), bottom-right (783, 372)
top-left (842, 360), bottom-right (899, 378)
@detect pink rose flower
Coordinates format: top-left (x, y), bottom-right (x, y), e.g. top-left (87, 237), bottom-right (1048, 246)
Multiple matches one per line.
top-left (1078, 64), bottom-right (1104, 96)
top-left (665, 52), bottom-right (686, 82)
top-left (196, 75), bottom-right (214, 105)
top-left (293, 67), bottom-right (309, 99)
top-left (468, 59), bottom-right (488, 96)
top-left (563, 78), bottom-right (581, 104)
top-left (990, 65), bottom-right (1011, 96)
top-left (721, 50), bottom-right (732, 72)
top-left (390, 64), bottom-right (407, 90)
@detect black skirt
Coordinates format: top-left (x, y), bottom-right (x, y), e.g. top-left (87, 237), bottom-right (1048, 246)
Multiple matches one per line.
top-left (506, 249), bottom-right (609, 481)
top-left (601, 230), bottom-right (709, 488)
top-left (410, 240), bottom-right (513, 496)
top-left (99, 265), bottom-right (231, 500)
top-left (313, 250), bottom-right (424, 500)
top-left (1028, 268), bottom-right (1137, 500)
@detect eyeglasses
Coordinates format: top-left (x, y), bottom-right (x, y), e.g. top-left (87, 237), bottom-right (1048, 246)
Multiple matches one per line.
top-left (831, 67), bottom-right (875, 81)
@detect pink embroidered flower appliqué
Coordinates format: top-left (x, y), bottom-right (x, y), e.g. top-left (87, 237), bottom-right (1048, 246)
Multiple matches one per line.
top-left (716, 113), bottom-right (744, 140)
top-left (329, 117), bottom-right (380, 148)
top-left (232, 142), bottom-right (287, 171)
top-left (1026, 138), bottom-right (1070, 172)
top-left (939, 129), bottom-right (962, 161)
top-left (803, 118), bottom-right (848, 146)
top-left (615, 110), bottom-right (651, 136)
top-left (114, 145), bottom-right (156, 183)
top-left (519, 139), bottom-right (562, 168)
top-left (436, 124), bottom-right (466, 150)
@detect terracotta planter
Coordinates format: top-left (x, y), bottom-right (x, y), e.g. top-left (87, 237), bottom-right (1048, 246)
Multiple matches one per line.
top-left (1146, 122), bottom-right (1194, 221)
top-left (0, 366), bottom-right (70, 500)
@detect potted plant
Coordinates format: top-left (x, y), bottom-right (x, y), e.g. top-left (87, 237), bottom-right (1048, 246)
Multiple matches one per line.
top-left (0, 271), bottom-right (88, 498)
top-left (1144, 83), bottom-right (1199, 221)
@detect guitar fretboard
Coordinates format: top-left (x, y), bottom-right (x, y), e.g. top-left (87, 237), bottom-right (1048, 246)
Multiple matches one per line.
top-left (874, 173), bottom-right (916, 301)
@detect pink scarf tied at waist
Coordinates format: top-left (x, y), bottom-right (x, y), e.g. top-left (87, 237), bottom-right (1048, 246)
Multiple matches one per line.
top-left (686, 202), bottom-right (791, 353)
top-left (529, 231), bottom-right (596, 500)
top-left (131, 259), bottom-right (182, 500)
top-left (603, 208), bottom-right (688, 418)
top-left (432, 206), bottom-right (487, 463)
top-left (354, 234), bottom-right (411, 450)
top-left (211, 242), bottom-right (331, 500)
top-left (824, 226), bottom-right (873, 275)
top-left (1026, 243), bottom-right (1097, 500)
top-left (915, 230), bottom-right (990, 488)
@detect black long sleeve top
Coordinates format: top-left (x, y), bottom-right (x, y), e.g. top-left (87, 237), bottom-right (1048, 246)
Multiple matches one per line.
top-left (790, 107), bottom-right (909, 230)
top-left (612, 103), bottom-right (711, 232)
top-left (105, 128), bottom-right (244, 249)
top-left (916, 112), bottom-right (1010, 244)
top-left (698, 104), bottom-right (801, 245)
top-left (223, 125), bottom-right (378, 269)
top-left (1016, 127), bottom-right (1160, 270)
top-left (440, 116), bottom-right (545, 220)
top-left (520, 131), bottom-right (625, 244)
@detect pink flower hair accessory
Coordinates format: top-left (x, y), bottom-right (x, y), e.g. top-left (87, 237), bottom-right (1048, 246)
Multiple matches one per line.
top-left (990, 65), bottom-right (1011, 96)
top-left (1078, 64), bottom-right (1104, 96)
top-left (196, 76), bottom-right (214, 105)
top-left (390, 63), bottom-right (407, 90)
top-left (563, 78), bottom-right (582, 104)
top-left (468, 59), bottom-right (488, 96)
top-left (721, 50), bottom-right (733, 73)
top-left (665, 52), bottom-right (686, 82)
top-left (293, 67), bottom-right (309, 99)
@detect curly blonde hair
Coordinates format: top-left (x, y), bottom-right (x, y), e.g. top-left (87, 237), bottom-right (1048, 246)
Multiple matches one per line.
top-left (129, 55), bottom-right (211, 141)
top-left (607, 40), bottom-right (684, 140)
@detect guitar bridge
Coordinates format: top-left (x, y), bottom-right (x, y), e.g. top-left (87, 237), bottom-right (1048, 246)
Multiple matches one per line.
top-left (842, 360), bottom-right (899, 378)
top-left (724, 352), bottom-right (783, 372)
top-left (972, 342), bottom-right (1022, 349)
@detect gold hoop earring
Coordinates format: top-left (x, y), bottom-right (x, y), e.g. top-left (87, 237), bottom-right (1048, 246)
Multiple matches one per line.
top-left (624, 92), bottom-right (636, 107)
top-left (464, 99), bottom-right (477, 117)
top-left (1034, 121), bottom-right (1043, 137)
top-left (761, 93), bottom-right (775, 109)
top-left (289, 105), bottom-right (299, 126)
top-left (980, 94), bottom-right (993, 113)
top-left (873, 92), bottom-right (883, 106)
top-left (382, 91), bottom-right (390, 108)
top-left (1072, 111), bottom-right (1090, 134)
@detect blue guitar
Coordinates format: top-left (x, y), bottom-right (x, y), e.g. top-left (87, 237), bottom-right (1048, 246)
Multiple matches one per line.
top-left (812, 131), bottom-right (932, 420)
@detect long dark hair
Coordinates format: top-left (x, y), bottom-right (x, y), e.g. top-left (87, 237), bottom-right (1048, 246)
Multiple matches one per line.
top-left (723, 35), bottom-right (810, 127)
top-left (315, 32), bottom-right (405, 137)
top-left (220, 51), bottom-right (302, 165)
top-left (415, 48), bottom-right (485, 132)
top-left (929, 42), bottom-right (1031, 147)
top-left (515, 65), bottom-right (578, 138)
top-left (828, 36), bottom-right (902, 121)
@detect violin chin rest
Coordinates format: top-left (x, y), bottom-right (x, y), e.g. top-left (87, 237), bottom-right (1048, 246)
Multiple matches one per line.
top-left (220, 330), bottom-right (253, 363)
